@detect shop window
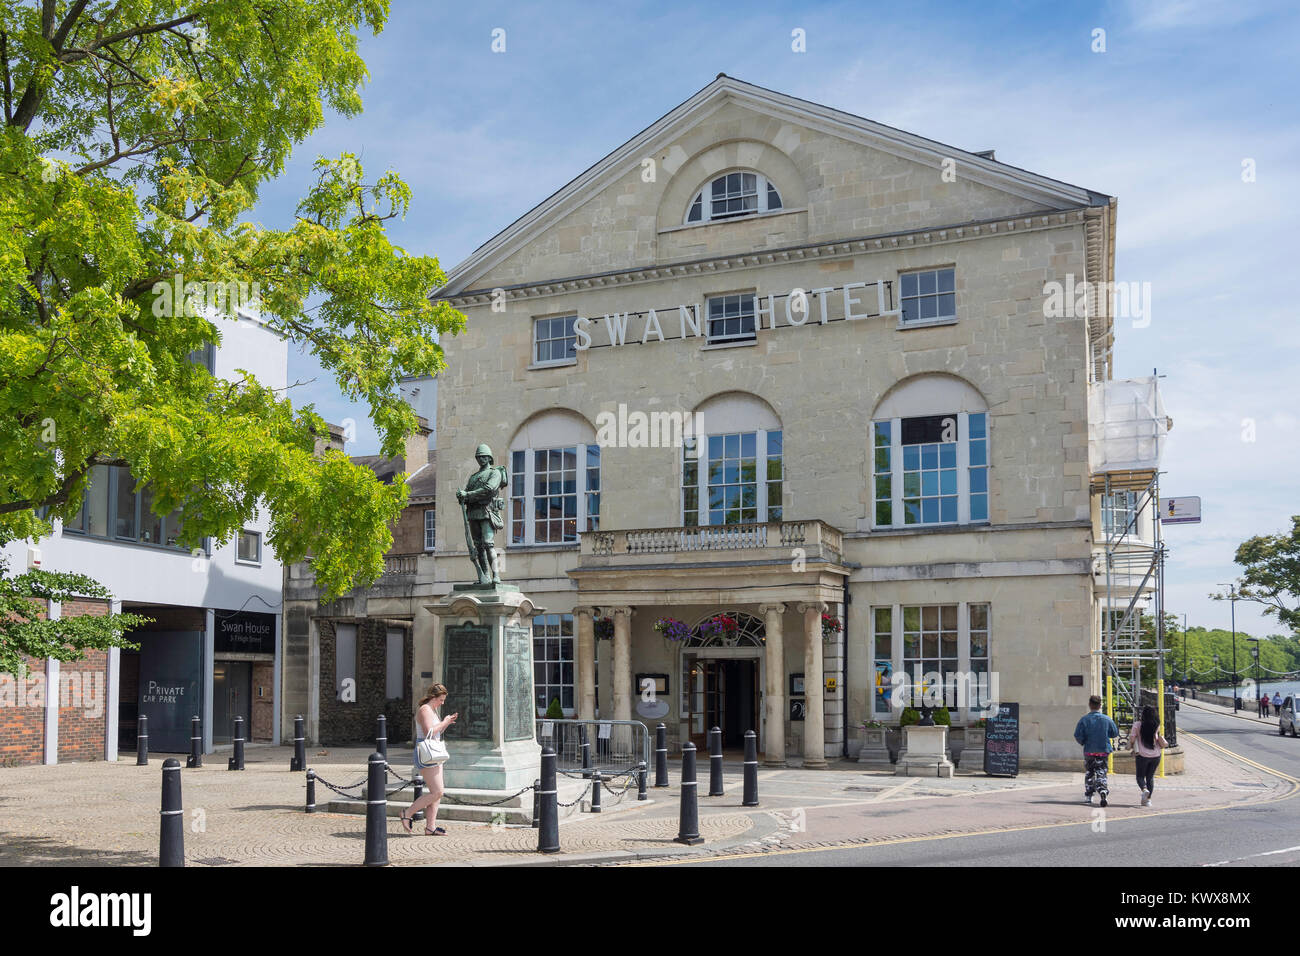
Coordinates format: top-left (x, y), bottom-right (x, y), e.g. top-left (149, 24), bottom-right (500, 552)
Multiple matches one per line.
top-left (873, 607), bottom-right (893, 715)
top-left (510, 446), bottom-right (600, 545)
top-left (900, 268), bottom-right (956, 325)
top-left (685, 171), bottom-right (783, 224)
top-left (533, 315), bottom-right (577, 365)
top-left (533, 614), bottom-right (574, 714)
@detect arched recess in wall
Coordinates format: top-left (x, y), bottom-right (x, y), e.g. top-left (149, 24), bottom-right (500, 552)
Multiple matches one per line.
top-left (507, 409), bottom-right (601, 546)
top-left (657, 139), bottom-right (808, 234)
top-left (684, 392), bottom-right (785, 527)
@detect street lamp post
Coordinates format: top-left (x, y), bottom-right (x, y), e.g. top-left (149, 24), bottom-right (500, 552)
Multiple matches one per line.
top-left (1213, 653), bottom-right (1220, 688)
top-left (1219, 583), bottom-right (1240, 710)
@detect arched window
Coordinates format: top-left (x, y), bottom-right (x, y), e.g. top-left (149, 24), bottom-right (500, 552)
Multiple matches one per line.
top-left (681, 393), bottom-right (783, 527)
top-left (686, 611), bottom-right (766, 647)
top-left (508, 410), bottom-right (601, 545)
top-left (685, 171), bottom-right (783, 224)
top-left (871, 376), bottom-right (989, 527)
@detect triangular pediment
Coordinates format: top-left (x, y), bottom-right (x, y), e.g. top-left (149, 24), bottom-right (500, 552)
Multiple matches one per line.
top-left (441, 75), bottom-right (1108, 296)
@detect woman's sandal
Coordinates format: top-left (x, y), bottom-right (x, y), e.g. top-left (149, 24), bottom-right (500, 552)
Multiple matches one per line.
top-left (400, 811), bottom-right (414, 833)
top-left (422, 825), bottom-right (447, 836)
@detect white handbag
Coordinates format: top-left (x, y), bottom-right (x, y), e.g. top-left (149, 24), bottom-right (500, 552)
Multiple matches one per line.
top-left (416, 727), bottom-right (449, 766)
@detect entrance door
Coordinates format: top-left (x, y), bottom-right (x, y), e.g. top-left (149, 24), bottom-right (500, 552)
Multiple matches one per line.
top-left (213, 661), bottom-right (251, 744)
top-left (688, 658), bottom-right (759, 750)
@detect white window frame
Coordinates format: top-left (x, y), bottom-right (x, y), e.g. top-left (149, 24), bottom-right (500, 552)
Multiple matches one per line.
top-left (531, 314), bottom-right (578, 367)
top-left (899, 267), bottom-right (957, 327)
top-left (885, 601), bottom-right (992, 722)
top-left (685, 171), bottom-right (783, 225)
top-left (235, 529), bottom-right (262, 566)
top-left (509, 445), bottom-right (600, 546)
top-left (872, 412), bottom-right (989, 529)
top-left (1101, 490), bottom-right (1139, 540)
top-left (423, 506), bottom-right (436, 552)
top-left (681, 428), bottom-right (783, 526)
top-left (533, 613), bottom-right (576, 716)
top-left (705, 293), bottom-right (758, 345)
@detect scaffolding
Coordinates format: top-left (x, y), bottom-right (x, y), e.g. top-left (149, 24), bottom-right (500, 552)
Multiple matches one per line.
top-left (1089, 377), bottom-right (1170, 725)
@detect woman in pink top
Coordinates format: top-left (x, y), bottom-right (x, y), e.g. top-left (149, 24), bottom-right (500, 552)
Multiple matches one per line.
top-left (1128, 704), bottom-right (1168, 807)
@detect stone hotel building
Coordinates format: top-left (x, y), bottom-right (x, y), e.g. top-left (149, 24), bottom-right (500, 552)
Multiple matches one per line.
top-left (285, 75), bottom-right (1168, 769)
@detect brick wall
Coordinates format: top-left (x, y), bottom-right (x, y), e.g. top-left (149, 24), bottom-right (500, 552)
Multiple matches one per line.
top-left (0, 653), bottom-right (47, 767)
top-left (318, 619), bottom-right (413, 746)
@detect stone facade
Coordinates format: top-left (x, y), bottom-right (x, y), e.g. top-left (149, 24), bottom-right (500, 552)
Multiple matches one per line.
top-left (315, 618), bottom-right (414, 747)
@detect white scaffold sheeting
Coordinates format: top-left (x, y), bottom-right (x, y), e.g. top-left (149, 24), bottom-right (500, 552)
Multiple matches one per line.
top-left (1088, 376), bottom-right (1168, 474)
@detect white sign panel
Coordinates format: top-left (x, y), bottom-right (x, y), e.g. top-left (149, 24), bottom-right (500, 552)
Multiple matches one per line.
top-left (1161, 496), bottom-right (1201, 524)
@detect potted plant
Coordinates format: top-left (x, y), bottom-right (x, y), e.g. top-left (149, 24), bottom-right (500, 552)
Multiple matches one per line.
top-left (821, 613), bottom-right (843, 642)
top-left (961, 716), bottom-right (987, 767)
top-left (857, 718), bottom-right (891, 768)
top-left (699, 614), bottom-right (739, 642)
top-left (654, 617), bottom-right (691, 647)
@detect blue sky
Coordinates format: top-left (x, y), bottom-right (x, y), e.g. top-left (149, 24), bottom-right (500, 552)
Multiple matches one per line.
top-left (249, 0), bottom-right (1299, 641)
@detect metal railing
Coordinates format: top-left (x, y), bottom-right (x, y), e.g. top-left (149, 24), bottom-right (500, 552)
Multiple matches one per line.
top-left (535, 718), bottom-right (650, 776)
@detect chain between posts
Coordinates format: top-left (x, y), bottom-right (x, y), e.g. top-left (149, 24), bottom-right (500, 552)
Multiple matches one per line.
top-left (385, 764), bottom-right (535, 807)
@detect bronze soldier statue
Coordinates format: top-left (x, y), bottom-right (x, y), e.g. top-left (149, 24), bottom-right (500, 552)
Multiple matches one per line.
top-left (456, 443), bottom-right (508, 585)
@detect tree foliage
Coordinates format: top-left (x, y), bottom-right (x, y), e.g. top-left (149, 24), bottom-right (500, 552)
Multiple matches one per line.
top-left (1225, 516), bottom-right (1300, 632)
top-left (1, 1), bottom-right (464, 668)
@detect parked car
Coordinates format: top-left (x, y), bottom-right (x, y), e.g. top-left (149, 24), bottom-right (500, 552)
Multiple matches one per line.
top-left (1279, 696), bottom-right (1299, 737)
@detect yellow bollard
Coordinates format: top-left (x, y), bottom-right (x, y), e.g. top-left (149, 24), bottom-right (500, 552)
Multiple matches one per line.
top-left (1106, 675), bottom-right (1114, 775)
top-left (1157, 678), bottom-right (1166, 778)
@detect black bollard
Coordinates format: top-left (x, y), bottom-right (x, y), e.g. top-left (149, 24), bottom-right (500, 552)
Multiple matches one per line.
top-left (228, 716), bottom-right (245, 771)
top-left (413, 774), bottom-right (424, 822)
top-left (531, 778), bottom-right (541, 828)
top-left (655, 723), bottom-right (669, 787)
top-left (290, 715), bottom-right (305, 772)
top-left (579, 724), bottom-right (592, 779)
top-left (538, 747), bottom-right (560, 853)
top-left (675, 743), bottom-right (704, 845)
top-left (305, 769), bottom-right (316, 813)
top-left (590, 771), bottom-right (602, 814)
top-left (363, 752), bottom-right (389, 867)
top-left (136, 714), bottom-right (149, 766)
top-left (742, 730), bottom-right (759, 807)
top-left (375, 714), bottom-right (388, 760)
top-left (708, 726), bottom-right (724, 796)
top-left (186, 715), bottom-right (202, 768)
top-left (637, 760), bottom-right (648, 801)
top-left (159, 758), bottom-right (184, 867)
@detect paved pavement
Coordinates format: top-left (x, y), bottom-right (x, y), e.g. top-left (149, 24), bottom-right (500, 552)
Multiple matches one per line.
top-left (0, 731), bottom-right (1286, 867)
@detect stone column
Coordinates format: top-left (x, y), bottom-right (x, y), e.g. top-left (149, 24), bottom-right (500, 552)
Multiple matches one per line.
top-left (574, 606), bottom-right (597, 721)
top-left (612, 607), bottom-right (633, 723)
top-left (798, 601), bottom-right (828, 768)
top-left (759, 603), bottom-right (787, 767)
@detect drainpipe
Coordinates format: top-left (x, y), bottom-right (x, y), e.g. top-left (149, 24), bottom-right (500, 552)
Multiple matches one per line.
top-left (842, 581), bottom-right (850, 759)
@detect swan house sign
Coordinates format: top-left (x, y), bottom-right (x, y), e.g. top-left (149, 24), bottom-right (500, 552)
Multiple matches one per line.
top-left (571, 278), bottom-right (901, 350)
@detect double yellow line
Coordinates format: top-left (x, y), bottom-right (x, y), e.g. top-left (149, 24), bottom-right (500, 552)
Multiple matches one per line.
top-left (621, 734), bottom-right (1296, 866)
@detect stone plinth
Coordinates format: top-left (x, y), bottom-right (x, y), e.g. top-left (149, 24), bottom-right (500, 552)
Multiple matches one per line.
top-left (424, 585), bottom-right (542, 792)
top-left (895, 724), bottom-right (955, 778)
top-left (856, 727), bottom-right (892, 770)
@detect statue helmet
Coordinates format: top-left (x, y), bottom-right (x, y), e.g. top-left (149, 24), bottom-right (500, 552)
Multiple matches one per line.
top-left (474, 443), bottom-right (494, 461)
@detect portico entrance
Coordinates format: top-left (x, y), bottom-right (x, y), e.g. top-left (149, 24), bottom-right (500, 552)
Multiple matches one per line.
top-left (681, 612), bottom-right (765, 751)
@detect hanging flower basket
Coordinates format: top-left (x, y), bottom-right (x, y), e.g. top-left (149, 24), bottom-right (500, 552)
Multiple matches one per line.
top-left (821, 613), bottom-right (843, 642)
top-left (699, 614), bottom-right (739, 641)
top-left (593, 617), bottom-right (614, 641)
top-left (654, 617), bottom-right (691, 643)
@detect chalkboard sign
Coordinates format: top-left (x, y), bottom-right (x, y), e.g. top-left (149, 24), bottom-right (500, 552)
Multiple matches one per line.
top-left (443, 623), bottom-right (493, 740)
top-left (983, 701), bottom-right (1019, 776)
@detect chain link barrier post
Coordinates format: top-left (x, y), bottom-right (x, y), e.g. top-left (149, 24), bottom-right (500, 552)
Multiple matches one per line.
top-left (228, 716), bottom-right (245, 770)
top-left (579, 724), bottom-right (592, 779)
top-left (306, 769), bottom-right (316, 813)
top-left (290, 715), bottom-right (305, 772)
top-left (375, 714), bottom-right (388, 760)
top-left (413, 773), bottom-right (424, 821)
top-left (364, 753), bottom-right (389, 867)
top-left (538, 747), bottom-right (560, 853)
top-left (590, 771), bottom-right (602, 813)
top-left (532, 779), bottom-right (541, 828)
top-left (136, 714), bottom-right (149, 766)
top-left (637, 760), bottom-right (648, 801)
top-left (186, 715), bottom-right (202, 768)
top-left (655, 722), bottom-right (669, 787)
top-left (159, 758), bottom-right (184, 867)
top-left (742, 730), bottom-right (759, 807)
top-left (708, 726), bottom-right (724, 796)
top-left (675, 742), bottom-right (703, 845)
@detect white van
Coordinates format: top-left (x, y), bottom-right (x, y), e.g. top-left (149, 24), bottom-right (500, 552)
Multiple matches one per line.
top-left (1279, 695), bottom-right (1299, 737)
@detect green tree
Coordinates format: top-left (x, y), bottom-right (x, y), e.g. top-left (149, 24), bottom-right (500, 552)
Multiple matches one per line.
top-left (1223, 516), bottom-right (1300, 633)
top-left (0, 1), bottom-right (464, 676)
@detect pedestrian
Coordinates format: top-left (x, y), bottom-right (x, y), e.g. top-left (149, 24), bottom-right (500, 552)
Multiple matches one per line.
top-left (1074, 695), bottom-right (1119, 807)
top-left (1128, 705), bottom-right (1168, 807)
top-left (1273, 692), bottom-right (1283, 714)
top-left (1260, 693), bottom-right (1269, 718)
top-left (401, 683), bottom-right (458, 836)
